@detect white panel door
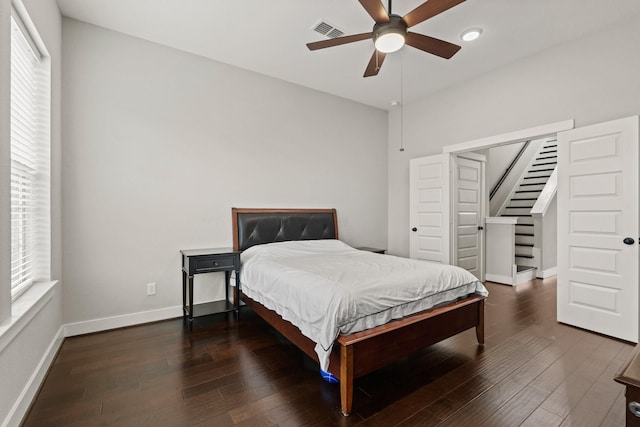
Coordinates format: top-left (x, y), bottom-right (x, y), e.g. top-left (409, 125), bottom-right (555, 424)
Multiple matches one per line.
top-left (454, 156), bottom-right (484, 280)
top-left (410, 154), bottom-right (450, 263)
top-left (557, 116), bottom-right (639, 342)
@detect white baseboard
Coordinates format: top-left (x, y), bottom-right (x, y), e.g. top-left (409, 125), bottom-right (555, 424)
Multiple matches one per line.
top-left (64, 306), bottom-right (183, 337)
top-left (537, 266), bottom-right (557, 279)
top-left (3, 325), bottom-right (64, 427)
top-left (516, 268), bottom-right (537, 285)
top-left (485, 273), bottom-right (515, 286)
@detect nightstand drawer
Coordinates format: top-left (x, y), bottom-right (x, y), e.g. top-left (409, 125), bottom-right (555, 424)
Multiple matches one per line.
top-left (192, 255), bottom-right (236, 273)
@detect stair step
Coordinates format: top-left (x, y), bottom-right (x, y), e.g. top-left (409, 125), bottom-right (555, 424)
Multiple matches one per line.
top-left (518, 191), bottom-right (544, 195)
top-left (516, 238), bottom-right (534, 246)
top-left (544, 144), bottom-right (557, 148)
top-left (515, 243), bottom-right (534, 256)
top-left (515, 254), bottom-right (535, 259)
top-left (502, 214), bottom-right (532, 217)
top-left (508, 201), bottom-right (535, 208)
top-left (524, 175), bottom-right (552, 179)
top-left (517, 265), bottom-right (536, 273)
top-left (532, 162), bottom-right (557, 167)
top-left (537, 155), bottom-right (557, 160)
top-left (516, 232), bottom-right (534, 236)
top-left (505, 200), bottom-right (533, 213)
top-left (539, 149), bottom-right (557, 154)
top-left (516, 224), bottom-right (534, 227)
top-left (512, 198), bottom-right (538, 201)
top-left (516, 258), bottom-right (536, 268)
top-left (516, 228), bottom-right (534, 235)
top-left (528, 168), bottom-right (556, 172)
top-left (519, 183), bottom-right (545, 187)
top-left (517, 219), bottom-right (534, 224)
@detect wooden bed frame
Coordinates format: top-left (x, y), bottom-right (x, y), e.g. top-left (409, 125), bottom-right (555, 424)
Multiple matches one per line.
top-left (232, 208), bottom-right (486, 416)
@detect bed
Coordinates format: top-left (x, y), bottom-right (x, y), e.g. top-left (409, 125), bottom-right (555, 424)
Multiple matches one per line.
top-left (232, 208), bottom-right (487, 416)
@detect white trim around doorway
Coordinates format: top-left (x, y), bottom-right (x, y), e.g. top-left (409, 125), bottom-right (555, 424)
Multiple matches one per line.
top-left (442, 120), bottom-right (575, 154)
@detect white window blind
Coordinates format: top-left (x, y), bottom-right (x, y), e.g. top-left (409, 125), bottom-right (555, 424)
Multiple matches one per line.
top-left (10, 10), bottom-right (50, 299)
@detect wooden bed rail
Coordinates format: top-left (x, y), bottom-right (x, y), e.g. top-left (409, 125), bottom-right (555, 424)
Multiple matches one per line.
top-left (242, 292), bottom-right (486, 416)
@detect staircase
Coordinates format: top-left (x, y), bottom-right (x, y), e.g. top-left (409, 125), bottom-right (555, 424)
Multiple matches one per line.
top-left (500, 139), bottom-right (557, 271)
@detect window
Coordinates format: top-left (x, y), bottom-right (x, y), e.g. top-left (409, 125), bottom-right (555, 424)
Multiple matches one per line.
top-left (10, 7), bottom-right (50, 300)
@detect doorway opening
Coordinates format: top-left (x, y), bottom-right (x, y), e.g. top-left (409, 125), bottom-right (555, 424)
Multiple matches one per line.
top-left (444, 121), bottom-right (573, 284)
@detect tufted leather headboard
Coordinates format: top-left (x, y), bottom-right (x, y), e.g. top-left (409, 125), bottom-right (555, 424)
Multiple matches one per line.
top-left (232, 208), bottom-right (339, 251)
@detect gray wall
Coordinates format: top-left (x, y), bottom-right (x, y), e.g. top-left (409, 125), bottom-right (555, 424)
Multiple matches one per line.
top-left (485, 142), bottom-right (526, 198)
top-left (61, 19), bottom-right (389, 325)
top-left (388, 14), bottom-right (640, 256)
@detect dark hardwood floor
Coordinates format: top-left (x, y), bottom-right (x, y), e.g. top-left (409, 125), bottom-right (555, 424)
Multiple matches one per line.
top-left (23, 277), bottom-right (632, 426)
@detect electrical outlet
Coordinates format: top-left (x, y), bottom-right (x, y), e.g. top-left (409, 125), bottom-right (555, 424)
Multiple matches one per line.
top-left (146, 282), bottom-right (156, 296)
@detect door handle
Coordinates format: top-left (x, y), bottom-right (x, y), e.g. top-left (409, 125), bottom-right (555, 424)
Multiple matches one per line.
top-left (623, 237), bottom-right (635, 245)
top-left (477, 226), bottom-right (484, 230)
top-left (629, 401), bottom-right (640, 417)
top-left (411, 227), bottom-right (417, 232)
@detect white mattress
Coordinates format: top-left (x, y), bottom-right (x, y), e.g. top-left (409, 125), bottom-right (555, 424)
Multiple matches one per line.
top-left (239, 239), bottom-right (488, 371)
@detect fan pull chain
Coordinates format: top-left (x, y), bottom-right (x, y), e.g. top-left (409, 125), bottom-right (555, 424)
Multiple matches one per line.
top-left (399, 50), bottom-right (405, 152)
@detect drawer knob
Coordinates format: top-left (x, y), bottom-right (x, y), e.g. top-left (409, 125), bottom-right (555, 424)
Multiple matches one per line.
top-left (629, 401), bottom-right (640, 417)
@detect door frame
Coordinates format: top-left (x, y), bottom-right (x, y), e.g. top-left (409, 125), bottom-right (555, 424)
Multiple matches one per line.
top-left (443, 120), bottom-right (574, 154)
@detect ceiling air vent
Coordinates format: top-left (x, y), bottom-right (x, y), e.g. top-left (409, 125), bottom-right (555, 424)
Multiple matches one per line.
top-left (312, 20), bottom-right (345, 39)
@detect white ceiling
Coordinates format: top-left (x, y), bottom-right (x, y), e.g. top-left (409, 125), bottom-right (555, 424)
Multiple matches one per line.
top-left (56, 0), bottom-right (640, 110)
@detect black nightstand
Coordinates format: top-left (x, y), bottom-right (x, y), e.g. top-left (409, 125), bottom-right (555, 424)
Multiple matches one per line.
top-left (180, 247), bottom-right (240, 330)
top-left (357, 246), bottom-right (386, 254)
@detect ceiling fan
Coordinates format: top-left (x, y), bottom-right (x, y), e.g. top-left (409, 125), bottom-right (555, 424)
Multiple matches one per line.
top-left (307, 0), bottom-right (465, 77)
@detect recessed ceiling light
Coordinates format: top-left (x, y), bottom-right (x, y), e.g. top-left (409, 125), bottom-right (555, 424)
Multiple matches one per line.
top-left (461, 28), bottom-right (483, 42)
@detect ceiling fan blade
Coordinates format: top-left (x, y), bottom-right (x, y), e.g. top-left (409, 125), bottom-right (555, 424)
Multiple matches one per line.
top-left (403, 0), bottom-right (465, 28)
top-left (358, 0), bottom-right (390, 23)
top-left (405, 32), bottom-right (461, 59)
top-left (307, 32), bottom-right (372, 51)
top-left (364, 50), bottom-right (386, 77)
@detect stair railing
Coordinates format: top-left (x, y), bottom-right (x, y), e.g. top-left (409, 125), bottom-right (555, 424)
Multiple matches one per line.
top-left (489, 141), bottom-right (530, 200)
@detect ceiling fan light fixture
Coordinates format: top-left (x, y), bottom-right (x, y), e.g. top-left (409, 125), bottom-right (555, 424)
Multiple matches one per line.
top-left (373, 14), bottom-right (407, 53)
top-left (375, 29), bottom-right (405, 53)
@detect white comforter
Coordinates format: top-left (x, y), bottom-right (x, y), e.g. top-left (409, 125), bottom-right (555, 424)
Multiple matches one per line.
top-left (240, 239), bottom-right (488, 371)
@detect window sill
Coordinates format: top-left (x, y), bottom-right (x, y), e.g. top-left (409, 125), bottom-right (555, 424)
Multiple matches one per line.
top-left (11, 281), bottom-right (32, 302)
top-left (0, 280), bottom-right (59, 355)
